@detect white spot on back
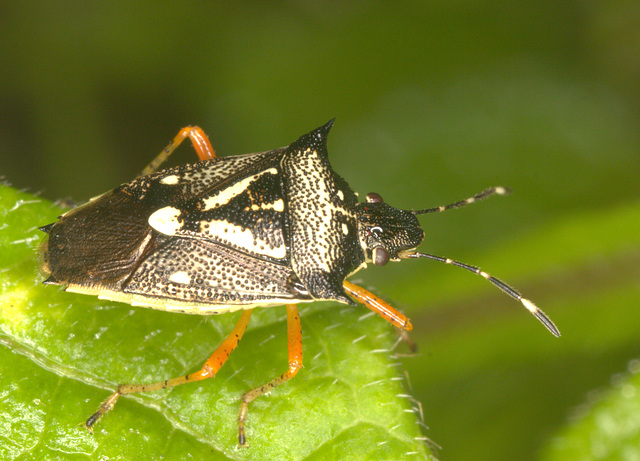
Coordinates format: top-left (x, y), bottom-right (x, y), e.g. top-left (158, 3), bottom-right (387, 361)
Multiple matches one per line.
top-left (159, 174), bottom-right (180, 185)
top-left (342, 223), bottom-right (349, 235)
top-left (246, 199), bottom-right (285, 212)
top-left (201, 219), bottom-right (287, 259)
top-left (148, 206), bottom-right (182, 235)
top-left (168, 271), bottom-right (191, 284)
top-left (202, 168), bottom-right (278, 210)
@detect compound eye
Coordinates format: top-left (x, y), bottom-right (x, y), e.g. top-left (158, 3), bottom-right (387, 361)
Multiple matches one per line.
top-left (373, 247), bottom-right (390, 266)
top-left (366, 192), bottom-right (384, 204)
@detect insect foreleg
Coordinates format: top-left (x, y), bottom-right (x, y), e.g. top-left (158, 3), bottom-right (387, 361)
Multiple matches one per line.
top-left (343, 281), bottom-right (413, 331)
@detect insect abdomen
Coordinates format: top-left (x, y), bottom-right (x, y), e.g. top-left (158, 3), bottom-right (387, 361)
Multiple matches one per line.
top-left (41, 190), bottom-right (158, 291)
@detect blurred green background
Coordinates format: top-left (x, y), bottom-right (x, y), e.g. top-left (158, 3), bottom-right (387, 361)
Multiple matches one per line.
top-left (2, 2), bottom-right (640, 460)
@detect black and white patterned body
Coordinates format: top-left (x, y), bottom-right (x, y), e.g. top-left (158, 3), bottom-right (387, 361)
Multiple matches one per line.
top-left (40, 121), bottom-right (367, 314)
top-left (38, 119), bottom-right (560, 447)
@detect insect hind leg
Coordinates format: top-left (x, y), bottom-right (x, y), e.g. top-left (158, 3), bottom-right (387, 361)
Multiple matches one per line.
top-left (84, 309), bottom-right (253, 430)
top-left (140, 126), bottom-right (217, 176)
top-left (237, 304), bottom-right (303, 447)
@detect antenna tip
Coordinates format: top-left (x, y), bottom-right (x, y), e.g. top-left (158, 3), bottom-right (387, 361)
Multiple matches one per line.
top-left (522, 298), bottom-right (561, 337)
top-left (520, 298), bottom-right (538, 314)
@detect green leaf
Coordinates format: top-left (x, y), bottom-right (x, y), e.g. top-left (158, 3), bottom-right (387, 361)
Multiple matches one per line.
top-left (542, 362), bottom-right (640, 460)
top-left (0, 184), bottom-right (430, 460)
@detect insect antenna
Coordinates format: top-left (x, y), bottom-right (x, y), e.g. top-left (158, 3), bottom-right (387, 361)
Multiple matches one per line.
top-left (400, 251), bottom-right (560, 337)
top-left (412, 186), bottom-right (510, 215)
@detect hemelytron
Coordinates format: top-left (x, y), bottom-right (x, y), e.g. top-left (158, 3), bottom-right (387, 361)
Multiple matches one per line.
top-left (39, 120), bottom-right (559, 446)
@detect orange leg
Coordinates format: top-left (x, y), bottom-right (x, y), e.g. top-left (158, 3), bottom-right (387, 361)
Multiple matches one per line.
top-left (343, 280), bottom-right (413, 331)
top-left (237, 304), bottom-right (303, 447)
top-left (141, 126), bottom-right (216, 176)
top-left (85, 309), bottom-right (253, 429)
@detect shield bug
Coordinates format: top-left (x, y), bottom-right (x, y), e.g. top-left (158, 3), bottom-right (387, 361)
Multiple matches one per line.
top-left (39, 120), bottom-right (559, 446)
